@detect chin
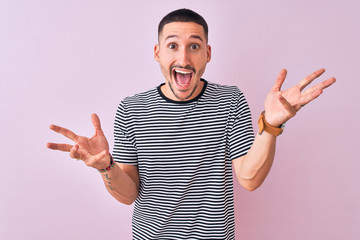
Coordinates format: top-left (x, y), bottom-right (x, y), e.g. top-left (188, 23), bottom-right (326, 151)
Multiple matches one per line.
top-left (169, 79), bottom-right (199, 101)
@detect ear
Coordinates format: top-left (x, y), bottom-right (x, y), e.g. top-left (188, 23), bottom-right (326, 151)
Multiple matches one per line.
top-left (206, 45), bottom-right (211, 63)
top-left (154, 44), bottom-right (160, 62)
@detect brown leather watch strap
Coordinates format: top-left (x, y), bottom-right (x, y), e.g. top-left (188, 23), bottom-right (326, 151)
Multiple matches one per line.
top-left (258, 111), bottom-right (284, 136)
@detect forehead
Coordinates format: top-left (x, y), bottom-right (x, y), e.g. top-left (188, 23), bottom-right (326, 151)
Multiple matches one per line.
top-left (160, 22), bottom-right (205, 41)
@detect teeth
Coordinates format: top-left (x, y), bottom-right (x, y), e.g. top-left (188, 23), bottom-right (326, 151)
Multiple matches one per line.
top-left (175, 70), bottom-right (191, 74)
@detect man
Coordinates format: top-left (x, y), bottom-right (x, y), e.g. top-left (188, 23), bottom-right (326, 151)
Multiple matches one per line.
top-left (47, 9), bottom-right (335, 239)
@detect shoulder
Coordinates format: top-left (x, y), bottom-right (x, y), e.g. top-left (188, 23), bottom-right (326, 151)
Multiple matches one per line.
top-left (203, 81), bottom-right (251, 116)
top-left (116, 86), bottom-right (162, 119)
top-left (205, 81), bottom-right (246, 101)
top-left (121, 87), bottom-right (159, 106)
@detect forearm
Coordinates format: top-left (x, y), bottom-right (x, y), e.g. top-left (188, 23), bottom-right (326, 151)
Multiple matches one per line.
top-left (233, 131), bottom-right (277, 191)
top-left (101, 164), bottom-right (139, 205)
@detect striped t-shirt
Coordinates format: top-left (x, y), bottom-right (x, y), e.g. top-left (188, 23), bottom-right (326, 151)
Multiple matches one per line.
top-left (113, 79), bottom-right (254, 239)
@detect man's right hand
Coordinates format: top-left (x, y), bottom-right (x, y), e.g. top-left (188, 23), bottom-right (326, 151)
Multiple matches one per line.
top-left (47, 113), bottom-right (110, 170)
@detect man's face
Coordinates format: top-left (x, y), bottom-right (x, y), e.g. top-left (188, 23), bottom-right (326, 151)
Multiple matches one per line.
top-left (154, 22), bottom-right (211, 101)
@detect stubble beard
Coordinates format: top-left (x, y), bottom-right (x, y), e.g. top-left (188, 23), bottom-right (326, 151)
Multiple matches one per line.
top-left (167, 64), bottom-right (199, 101)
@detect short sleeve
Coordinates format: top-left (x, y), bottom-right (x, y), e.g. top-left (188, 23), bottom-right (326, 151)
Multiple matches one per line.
top-left (228, 89), bottom-right (255, 160)
top-left (113, 101), bottom-right (138, 165)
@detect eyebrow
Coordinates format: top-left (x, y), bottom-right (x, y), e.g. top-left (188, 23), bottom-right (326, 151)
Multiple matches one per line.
top-left (165, 34), bottom-right (203, 42)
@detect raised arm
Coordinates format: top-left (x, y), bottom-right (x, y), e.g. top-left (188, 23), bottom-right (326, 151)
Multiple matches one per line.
top-left (47, 113), bottom-right (139, 205)
top-left (233, 69), bottom-right (336, 191)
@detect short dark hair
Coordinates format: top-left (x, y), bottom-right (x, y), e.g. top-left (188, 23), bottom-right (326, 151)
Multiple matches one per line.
top-left (158, 9), bottom-right (209, 43)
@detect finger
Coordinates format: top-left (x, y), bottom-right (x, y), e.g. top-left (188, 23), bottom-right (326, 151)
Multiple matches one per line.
top-left (91, 113), bottom-right (103, 133)
top-left (272, 69), bottom-right (287, 92)
top-left (46, 142), bottom-right (73, 152)
top-left (300, 89), bottom-right (323, 107)
top-left (278, 94), bottom-right (296, 117)
top-left (306, 77), bottom-right (336, 92)
top-left (301, 77), bottom-right (336, 100)
top-left (320, 77), bottom-right (336, 90)
top-left (49, 124), bottom-right (78, 141)
top-left (70, 144), bottom-right (81, 160)
top-left (297, 68), bottom-right (325, 91)
top-left (84, 150), bottom-right (108, 168)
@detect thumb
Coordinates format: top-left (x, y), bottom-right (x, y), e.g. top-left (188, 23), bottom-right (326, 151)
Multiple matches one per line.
top-left (91, 113), bottom-right (103, 133)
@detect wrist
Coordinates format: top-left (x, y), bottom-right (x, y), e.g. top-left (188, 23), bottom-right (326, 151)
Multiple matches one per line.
top-left (264, 111), bottom-right (281, 128)
top-left (258, 111), bottom-right (285, 136)
top-left (98, 154), bottom-right (116, 173)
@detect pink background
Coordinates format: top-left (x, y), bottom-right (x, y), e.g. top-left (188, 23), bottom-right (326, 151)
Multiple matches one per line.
top-left (1, 0), bottom-right (359, 239)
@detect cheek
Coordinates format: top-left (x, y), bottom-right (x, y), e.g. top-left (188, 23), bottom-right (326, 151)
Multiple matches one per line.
top-left (159, 54), bottom-right (172, 68)
top-left (195, 51), bottom-right (208, 65)
top-left (159, 60), bottom-right (172, 78)
top-left (160, 55), bottom-right (176, 71)
top-left (196, 67), bottom-right (205, 78)
top-left (194, 57), bottom-right (208, 74)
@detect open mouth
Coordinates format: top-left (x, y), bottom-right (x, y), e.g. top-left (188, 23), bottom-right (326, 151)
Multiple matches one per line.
top-left (173, 69), bottom-right (193, 88)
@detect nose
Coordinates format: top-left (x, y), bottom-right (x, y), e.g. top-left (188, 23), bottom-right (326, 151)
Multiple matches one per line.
top-left (176, 48), bottom-right (191, 67)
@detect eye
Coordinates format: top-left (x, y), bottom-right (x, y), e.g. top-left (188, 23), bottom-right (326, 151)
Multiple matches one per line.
top-left (190, 44), bottom-right (199, 50)
top-left (168, 43), bottom-right (177, 49)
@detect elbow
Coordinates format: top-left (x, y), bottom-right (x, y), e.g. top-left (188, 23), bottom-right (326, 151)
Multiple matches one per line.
top-left (122, 198), bottom-right (136, 205)
top-left (239, 167), bottom-right (257, 181)
top-left (110, 190), bottom-right (138, 205)
top-left (242, 182), bottom-right (260, 192)
top-left (238, 176), bottom-right (263, 192)
top-left (120, 192), bottom-right (138, 205)
top-left (237, 168), bottom-right (265, 191)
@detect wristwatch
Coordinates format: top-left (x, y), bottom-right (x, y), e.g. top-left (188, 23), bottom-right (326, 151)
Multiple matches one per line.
top-left (258, 111), bottom-right (285, 136)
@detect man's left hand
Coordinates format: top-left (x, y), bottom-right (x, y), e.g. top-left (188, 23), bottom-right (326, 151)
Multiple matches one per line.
top-left (263, 68), bottom-right (336, 127)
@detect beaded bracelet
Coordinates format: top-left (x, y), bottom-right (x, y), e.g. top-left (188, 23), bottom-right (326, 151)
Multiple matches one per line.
top-left (98, 154), bottom-right (116, 173)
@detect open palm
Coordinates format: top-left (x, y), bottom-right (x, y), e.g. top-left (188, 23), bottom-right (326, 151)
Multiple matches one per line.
top-left (47, 114), bottom-right (110, 170)
top-left (264, 68), bottom-right (336, 127)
